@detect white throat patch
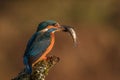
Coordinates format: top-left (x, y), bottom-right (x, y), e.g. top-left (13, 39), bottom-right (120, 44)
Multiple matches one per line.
top-left (40, 28), bottom-right (48, 32)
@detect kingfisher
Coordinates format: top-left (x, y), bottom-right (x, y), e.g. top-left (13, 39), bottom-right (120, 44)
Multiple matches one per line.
top-left (23, 20), bottom-right (77, 74)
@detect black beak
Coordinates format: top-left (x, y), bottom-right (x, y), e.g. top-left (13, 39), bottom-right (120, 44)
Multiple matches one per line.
top-left (61, 25), bottom-right (77, 46)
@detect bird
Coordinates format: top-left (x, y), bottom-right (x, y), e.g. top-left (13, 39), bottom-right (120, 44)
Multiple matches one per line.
top-left (23, 20), bottom-right (77, 74)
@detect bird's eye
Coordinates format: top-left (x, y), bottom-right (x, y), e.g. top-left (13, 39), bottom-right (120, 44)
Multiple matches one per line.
top-left (52, 24), bottom-right (56, 26)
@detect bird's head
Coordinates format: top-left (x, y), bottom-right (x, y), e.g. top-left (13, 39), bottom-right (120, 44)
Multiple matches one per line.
top-left (37, 20), bottom-right (77, 45)
top-left (36, 20), bottom-right (57, 32)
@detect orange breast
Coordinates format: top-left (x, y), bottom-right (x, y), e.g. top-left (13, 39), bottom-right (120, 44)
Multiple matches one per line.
top-left (32, 32), bottom-right (55, 66)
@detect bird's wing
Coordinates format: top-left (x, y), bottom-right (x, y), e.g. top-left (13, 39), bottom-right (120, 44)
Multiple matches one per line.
top-left (24, 32), bottom-right (51, 64)
top-left (23, 32), bottom-right (38, 65)
top-left (24, 33), bottom-right (38, 54)
top-left (29, 37), bottom-right (50, 56)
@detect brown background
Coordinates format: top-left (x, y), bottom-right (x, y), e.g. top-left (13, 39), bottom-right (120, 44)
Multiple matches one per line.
top-left (0, 0), bottom-right (120, 80)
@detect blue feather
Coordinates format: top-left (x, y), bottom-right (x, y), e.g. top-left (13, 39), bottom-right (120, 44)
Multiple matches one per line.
top-left (23, 56), bottom-right (32, 74)
top-left (23, 31), bottom-right (51, 74)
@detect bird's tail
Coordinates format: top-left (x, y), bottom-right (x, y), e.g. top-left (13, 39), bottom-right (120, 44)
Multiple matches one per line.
top-left (23, 56), bottom-right (32, 74)
top-left (25, 65), bottom-right (32, 74)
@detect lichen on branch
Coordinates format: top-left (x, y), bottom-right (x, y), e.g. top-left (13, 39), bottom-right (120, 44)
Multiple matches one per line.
top-left (12, 56), bottom-right (60, 80)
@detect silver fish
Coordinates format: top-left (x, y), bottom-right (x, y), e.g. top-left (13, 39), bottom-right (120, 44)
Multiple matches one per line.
top-left (62, 25), bottom-right (77, 46)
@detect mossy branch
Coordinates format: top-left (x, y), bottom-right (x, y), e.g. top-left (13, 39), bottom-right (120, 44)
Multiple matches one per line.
top-left (12, 56), bottom-right (60, 80)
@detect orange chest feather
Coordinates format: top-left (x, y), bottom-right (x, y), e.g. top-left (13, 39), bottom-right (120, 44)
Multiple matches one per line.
top-left (45, 32), bottom-right (55, 55)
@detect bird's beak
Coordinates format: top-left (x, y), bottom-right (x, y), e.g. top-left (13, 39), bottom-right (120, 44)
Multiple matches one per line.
top-left (58, 25), bottom-right (77, 46)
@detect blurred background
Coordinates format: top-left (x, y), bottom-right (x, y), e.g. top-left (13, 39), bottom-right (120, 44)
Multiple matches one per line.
top-left (0, 0), bottom-right (120, 80)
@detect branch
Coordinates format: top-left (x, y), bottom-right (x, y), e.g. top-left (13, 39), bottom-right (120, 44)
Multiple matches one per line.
top-left (12, 56), bottom-right (60, 80)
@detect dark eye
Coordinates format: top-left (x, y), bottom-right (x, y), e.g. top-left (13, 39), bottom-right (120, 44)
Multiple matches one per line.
top-left (52, 23), bottom-right (56, 26)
